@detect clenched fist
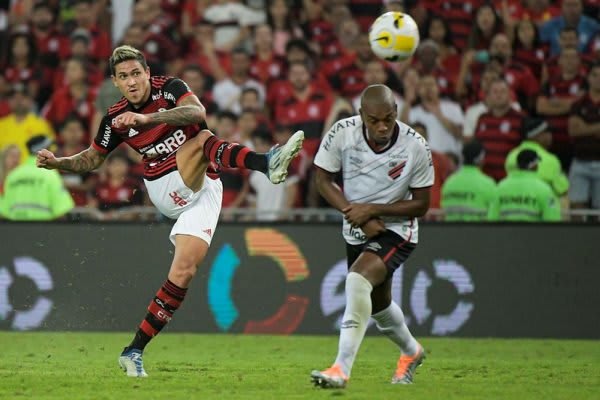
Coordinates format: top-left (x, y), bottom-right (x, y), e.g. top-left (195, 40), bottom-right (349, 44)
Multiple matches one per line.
top-left (36, 149), bottom-right (58, 169)
top-left (113, 112), bottom-right (151, 129)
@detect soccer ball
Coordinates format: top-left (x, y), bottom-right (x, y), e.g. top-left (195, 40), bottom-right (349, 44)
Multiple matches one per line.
top-left (368, 12), bottom-right (420, 62)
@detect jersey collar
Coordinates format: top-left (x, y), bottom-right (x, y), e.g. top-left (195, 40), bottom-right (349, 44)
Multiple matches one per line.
top-left (361, 121), bottom-right (399, 154)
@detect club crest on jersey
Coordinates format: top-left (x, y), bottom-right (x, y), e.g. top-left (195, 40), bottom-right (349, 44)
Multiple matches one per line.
top-left (388, 161), bottom-right (406, 180)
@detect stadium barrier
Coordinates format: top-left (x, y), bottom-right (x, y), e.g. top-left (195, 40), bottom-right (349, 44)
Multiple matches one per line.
top-left (0, 222), bottom-right (598, 338)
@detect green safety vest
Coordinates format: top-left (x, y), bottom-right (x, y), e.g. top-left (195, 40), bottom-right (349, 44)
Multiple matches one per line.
top-left (0, 156), bottom-right (74, 221)
top-left (441, 166), bottom-right (497, 221)
top-left (505, 141), bottom-right (569, 196)
top-left (488, 170), bottom-right (561, 222)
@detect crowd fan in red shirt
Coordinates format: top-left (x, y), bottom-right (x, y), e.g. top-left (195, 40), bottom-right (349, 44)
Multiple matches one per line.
top-left (2, 0), bottom-right (600, 218)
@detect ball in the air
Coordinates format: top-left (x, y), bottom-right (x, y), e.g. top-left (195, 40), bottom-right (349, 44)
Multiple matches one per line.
top-left (368, 12), bottom-right (420, 62)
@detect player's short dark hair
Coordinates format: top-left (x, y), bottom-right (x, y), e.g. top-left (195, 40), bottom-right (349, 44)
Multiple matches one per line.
top-left (109, 45), bottom-right (148, 76)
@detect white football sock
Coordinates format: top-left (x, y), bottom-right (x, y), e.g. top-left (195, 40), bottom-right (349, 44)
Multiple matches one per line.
top-left (334, 272), bottom-right (373, 377)
top-left (372, 301), bottom-right (418, 356)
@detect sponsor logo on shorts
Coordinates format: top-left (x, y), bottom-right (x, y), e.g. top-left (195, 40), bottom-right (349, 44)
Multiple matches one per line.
top-left (169, 191), bottom-right (188, 207)
top-left (365, 242), bottom-right (382, 252)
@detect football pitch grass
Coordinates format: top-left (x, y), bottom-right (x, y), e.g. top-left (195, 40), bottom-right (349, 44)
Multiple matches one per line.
top-left (0, 333), bottom-right (598, 400)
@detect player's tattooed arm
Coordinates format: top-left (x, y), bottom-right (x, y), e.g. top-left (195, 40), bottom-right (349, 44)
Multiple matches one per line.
top-left (147, 95), bottom-right (206, 126)
top-left (56, 147), bottom-right (106, 173)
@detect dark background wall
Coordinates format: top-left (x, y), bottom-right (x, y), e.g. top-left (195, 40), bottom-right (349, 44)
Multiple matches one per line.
top-left (0, 223), bottom-right (598, 338)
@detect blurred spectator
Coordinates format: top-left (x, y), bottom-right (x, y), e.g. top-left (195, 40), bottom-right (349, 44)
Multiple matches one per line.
top-left (463, 64), bottom-right (521, 139)
top-left (325, 29), bottom-right (372, 97)
top-left (488, 149), bottom-right (561, 221)
top-left (129, 1), bottom-right (178, 74)
top-left (42, 57), bottom-right (98, 131)
top-left (467, 4), bottom-right (504, 51)
top-left (0, 135), bottom-right (74, 221)
top-left (544, 27), bottom-right (594, 83)
top-left (250, 24), bottom-right (285, 84)
top-left (212, 48), bottom-right (265, 115)
top-left (180, 64), bottom-right (219, 128)
top-left (320, 8), bottom-right (355, 61)
top-left (507, 0), bottom-right (560, 27)
top-left (0, 84), bottom-right (55, 163)
top-left (423, 15), bottom-right (458, 62)
top-left (181, 0), bottom-right (210, 38)
top-left (412, 121), bottom-right (455, 212)
top-left (567, 62), bottom-right (600, 211)
top-left (441, 139), bottom-right (497, 221)
top-left (430, 0), bottom-right (486, 50)
top-left (403, 74), bottom-right (464, 159)
top-left (89, 151), bottom-right (144, 220)
top-left (273, 61), bottom-right (336, 157)
top-left (2, 31), bottom-right (41, 103)
top-left (214, 111), bottom-right (251, 210)
top-left (266, 0), bottom-right (303, 56)
top-left (352, 60), bottom-right (403, 113)
top-left (0, 74), bottom-right (11, 117)
top-left (184, 19), bottom-right (231, 81)
top-left (248, 129), bottom-right (298, 220)
top-left (91, 77), bottom-right (123, 138)
top-left (348, 0), bottom-right (382, 33)
top-left (536, 47), bottom-right (586, 170)
top-left (55, 116), bottom-right (97, 206)
top-left (0, 144), bottom-right (21, 196)
top-left (61, 28), bottom-right (104, 88)
top-left (239, 87), bottom-right (263, 112)
top-left (511, 19), bottom-right (548, 79)
top-left (505, 117), bottom-right (569, 198)
top-left (539, 0), bottom-right (600, 56)
top-left (474, 79), bottom-right (525, 181)
top-left (70, 0), bottom-right (112, 71)
top-left (203, 0), bottom-right (265, 51)
top-left (413, 39), bottom-right (458, 100)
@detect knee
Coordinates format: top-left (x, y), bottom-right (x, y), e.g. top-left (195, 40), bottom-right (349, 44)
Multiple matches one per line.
top-left (170, 256), bottom-right (200, 284)
top-left (193, 130), bottom-right (213, 152)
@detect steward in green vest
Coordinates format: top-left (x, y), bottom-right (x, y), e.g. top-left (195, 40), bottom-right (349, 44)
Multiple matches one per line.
top-left (505, 117), bottom-right (569, 196)
top-left (490, 149), bottom-right (561, 222)
top-left (441, 140), bottom-right (497, 221)
top-left (0, 136), bottom-right (74, 220)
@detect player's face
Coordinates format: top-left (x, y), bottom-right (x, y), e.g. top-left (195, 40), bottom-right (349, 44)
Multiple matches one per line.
top-left (112, 60), bottom-right (151, 106)
top-left (360, 103), bottom-right (397, 146)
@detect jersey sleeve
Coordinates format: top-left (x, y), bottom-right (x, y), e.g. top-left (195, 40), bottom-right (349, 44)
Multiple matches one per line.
top-left (92, 115), bottom-right (123, 154)
top-left (163, 78), bottom-right (194, 106)
top-left (313, 123), bottom-right (344, 173)
top-left (409, 135), bottom-right (434, 189)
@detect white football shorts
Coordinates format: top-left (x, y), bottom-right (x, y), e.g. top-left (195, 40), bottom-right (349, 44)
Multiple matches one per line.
top-left (144, 170), bottom-right (223, 246)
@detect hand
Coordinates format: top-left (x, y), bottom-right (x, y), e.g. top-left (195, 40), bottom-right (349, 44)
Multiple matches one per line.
top-left (113, 112), bottom-right (151, 129)
top-left (361, 218), bottom-right (386, 238)
top-left (343, 203), bottom-right (375, 228)
top-left (36, 149), bottom-right (59, 169)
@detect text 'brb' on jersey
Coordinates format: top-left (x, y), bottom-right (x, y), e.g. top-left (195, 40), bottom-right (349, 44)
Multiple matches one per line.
top-left (92, 76), bottom-right (212, 180)
top-left (314, 116), bottom-right (434, 245)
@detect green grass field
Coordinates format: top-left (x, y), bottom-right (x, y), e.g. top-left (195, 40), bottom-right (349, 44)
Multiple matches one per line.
top-left (0, 333), bottom-right (598, 400)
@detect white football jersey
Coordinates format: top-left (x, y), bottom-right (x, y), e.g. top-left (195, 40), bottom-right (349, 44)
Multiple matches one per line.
top-left (314, 116), bottom-right (434, 245)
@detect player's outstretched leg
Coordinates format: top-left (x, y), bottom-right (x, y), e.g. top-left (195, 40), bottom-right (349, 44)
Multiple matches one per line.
top-left (202, 130), bottom-right (304, 184)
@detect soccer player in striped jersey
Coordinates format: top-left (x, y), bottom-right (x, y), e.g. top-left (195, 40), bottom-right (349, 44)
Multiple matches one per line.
top-left (310, 84), bottom-right (433, 388)
top-left (35, 45), bottom-right (304, 377)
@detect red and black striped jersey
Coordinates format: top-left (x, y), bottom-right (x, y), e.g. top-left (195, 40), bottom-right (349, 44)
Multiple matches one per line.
top-left (475, 108), bottom-right (525, 181)
top-left (431, 0), bottom-right (485, 50)
top-left (92, 76), bottom-right (211, 181)
top-left (570, 93), bottom-right (600, 160)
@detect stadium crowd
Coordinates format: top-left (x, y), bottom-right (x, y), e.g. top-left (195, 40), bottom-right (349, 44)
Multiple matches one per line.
top-left (0, 0), bottom-right (598, 222)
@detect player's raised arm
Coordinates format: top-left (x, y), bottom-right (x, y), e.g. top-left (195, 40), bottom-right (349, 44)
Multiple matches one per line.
top-left (37, 146), bottom-right (106, 173)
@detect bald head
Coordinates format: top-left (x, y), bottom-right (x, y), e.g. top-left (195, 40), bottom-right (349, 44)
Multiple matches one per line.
top-left (359, 84), bottom-right (397, 146)
top-left (360, 84), bottom-right (395, 111)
